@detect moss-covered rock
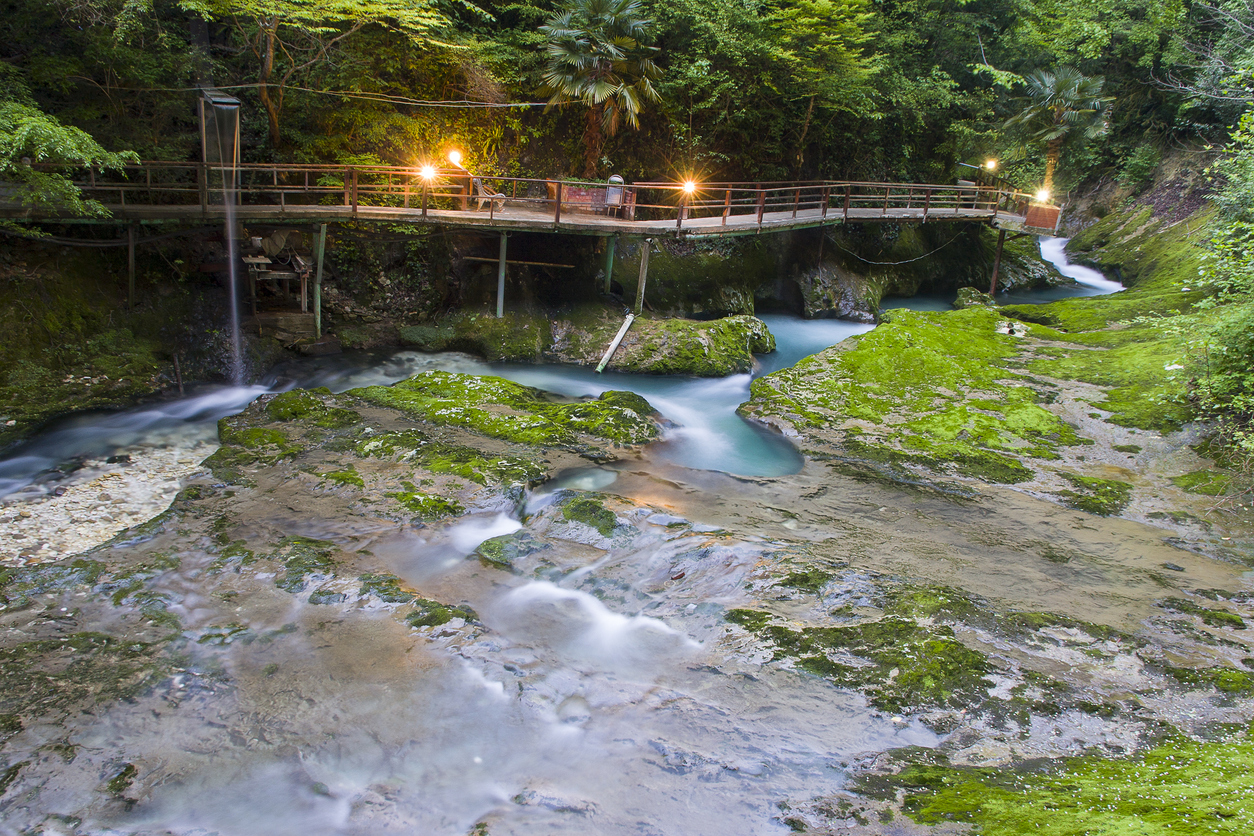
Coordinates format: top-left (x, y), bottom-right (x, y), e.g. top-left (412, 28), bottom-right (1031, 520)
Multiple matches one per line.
top-left (398, 311), bottom-right (552, 361)
top-left (355, 428), bottom-right (547, 486)
top-left (347, 370), bottom-right (657, 447)
top-left (264, 389), bottom-right (361, 428)
top-left (1055, 473), bottom-right (1133, 516)
top-left (859, 729), bottom-right (1254, 834)
top-left (741, 306), bottom-right (1083, 483)
top-left (270, 536), bottom-right (339, 593)
top-left (560, 495), bottom-right (621, 537)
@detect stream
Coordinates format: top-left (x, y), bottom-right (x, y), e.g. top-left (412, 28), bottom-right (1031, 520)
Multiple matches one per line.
top-left (5, 239), bottom-right (1216, 836)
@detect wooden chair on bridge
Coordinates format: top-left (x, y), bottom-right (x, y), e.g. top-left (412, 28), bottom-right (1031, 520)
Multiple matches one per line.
top-left (471, 178), bottom-right (506, 212)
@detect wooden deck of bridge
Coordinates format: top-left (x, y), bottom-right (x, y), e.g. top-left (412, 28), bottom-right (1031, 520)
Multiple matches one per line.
top-left (2, 163), bottom-right (1051, 238)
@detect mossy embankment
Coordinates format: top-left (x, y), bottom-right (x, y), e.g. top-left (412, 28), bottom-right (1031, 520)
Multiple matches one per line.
top-left (0, 240), bottom-right (284, 450)
top-left (741, 203), bottom-right (1241, 522)
top-left (338, 307), bottom-right (777, 377)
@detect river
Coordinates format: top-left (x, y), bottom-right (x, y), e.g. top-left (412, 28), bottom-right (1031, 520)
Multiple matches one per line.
top-left (6, 239), bottom-right (1223, 836)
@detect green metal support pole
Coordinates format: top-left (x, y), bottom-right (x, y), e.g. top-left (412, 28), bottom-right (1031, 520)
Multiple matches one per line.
top-left (635, 238), bottom-right (651, 314)
top-left (496, 232), bottom-right (507, 318)
top-left (603, 236), bottom-right (616, 294)
top-left (314, 223), bottom-right (327, 337)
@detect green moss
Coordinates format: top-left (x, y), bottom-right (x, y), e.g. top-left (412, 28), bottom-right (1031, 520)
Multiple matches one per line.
top-left (614, 314), bottom-right (777, 376)
top-left (778, 568), bottom-right (833, 594)
top-left (207, 420), bottom-right (301, 484)
top-left (386, 487), bottom-right (464, 519)
top-left (271, 536), bottom-right (338, 593)
top-left (406, 598), bottom-right (477, 628)
top-left (1172, 470), bottom-right (1231, 496)
top-left (561, 496), bottom-right (620, 537)
top-left (264, 389), bottom-right (361, 428)
top-left (475, 531), bottom-right (547, 571)
top-left (320, 466), bottom-right (364, 488)
top-left (356, 428), bottom-right (546, 485)
top-left (106, 763), bottom-right (137, 796)
top-left (762, 617), bottom-right (991, 713)
top-left (726, 608), bottom-right (774, 631)
top-left (399, 311), bottom-right (551, 362)
top-left (348, 371), bottom-right (656, 447)
top-left (1056, 473), bottom-right (1133, 516)
top-left (743, 307), bottom-right (1065, 482)
top-left (358, 573), bottom-right (417, 604)
top-left (1159, 597), bottom-right (1246, 629)
top-left (1163, 664), bottom-right (1254, 695)
top-left (595, 390), bottom-right (655, 416)
top-left (1114, 444), bottom-right (1142, 453)
top-left (868, 728), bottom-right (1254, 835)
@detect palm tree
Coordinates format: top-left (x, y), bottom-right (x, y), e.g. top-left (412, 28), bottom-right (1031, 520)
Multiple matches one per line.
top-left (1005, 67), bottom-right (1113, 197)
top-left (540, 0), bottom-right (662, 178)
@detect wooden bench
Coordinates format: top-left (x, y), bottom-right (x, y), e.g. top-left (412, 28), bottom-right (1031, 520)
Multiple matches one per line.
top-left (471, 177), bottom-right (505, 212)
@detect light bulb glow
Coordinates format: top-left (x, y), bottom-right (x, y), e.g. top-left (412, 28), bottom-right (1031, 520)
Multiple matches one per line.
top-left (447, 150), bottom-right (462, 166)
top-left (1035, 188), bottom-right (1050, 203)
top-left (419, 164), bottom-right (436, 181)
top-left (985, 159), bottom-right (997, 171)
top-left (682, 180), bottom-right (697, 195)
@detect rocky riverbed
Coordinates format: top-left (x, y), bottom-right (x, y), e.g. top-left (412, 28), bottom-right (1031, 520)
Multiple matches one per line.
top-left (0, 218), bottom-right (1251, 834)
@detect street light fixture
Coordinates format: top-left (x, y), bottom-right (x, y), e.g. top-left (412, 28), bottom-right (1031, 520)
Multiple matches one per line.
top-left (447, 150), bottom-right (463, 168)
top-left (419, 164), bottom-right (436, 181)
top-left (984, 159), bottom-right (997, 171)
top-left (1035, 188), bottom-right (1050, 203)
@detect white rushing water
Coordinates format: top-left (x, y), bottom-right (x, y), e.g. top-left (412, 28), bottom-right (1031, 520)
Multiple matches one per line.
top-left (1037, 236), bottom-right (1126, 294)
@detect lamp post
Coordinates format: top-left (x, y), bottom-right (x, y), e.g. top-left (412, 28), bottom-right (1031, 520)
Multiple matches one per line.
top-left (419, 164), bottom-right (436, 218)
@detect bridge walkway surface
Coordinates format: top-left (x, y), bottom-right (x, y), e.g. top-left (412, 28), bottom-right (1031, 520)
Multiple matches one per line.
top-left (1, 163), bottom-right (1058, 238)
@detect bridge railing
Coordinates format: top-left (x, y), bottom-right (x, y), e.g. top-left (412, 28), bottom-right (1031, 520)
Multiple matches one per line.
top-left (29, 162), bottom-right (1039, 228)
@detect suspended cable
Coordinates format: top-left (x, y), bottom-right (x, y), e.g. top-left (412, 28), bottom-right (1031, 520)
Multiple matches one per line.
top-left (68, 78), bottom-right (546, 109)
top-left (824, 230), bottom-right (967, 265)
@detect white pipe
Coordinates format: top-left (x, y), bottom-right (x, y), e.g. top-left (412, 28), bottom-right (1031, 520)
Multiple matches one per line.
top-left (596, 313), bottom-right (635, 373)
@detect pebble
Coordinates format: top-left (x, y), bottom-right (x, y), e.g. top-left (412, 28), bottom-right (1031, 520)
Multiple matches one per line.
top-left (0, 439), bottom-right (218, 567)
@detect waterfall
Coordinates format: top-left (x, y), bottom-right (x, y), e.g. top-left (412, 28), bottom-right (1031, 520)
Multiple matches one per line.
top-left (209, 98), bottom-right (245, 384)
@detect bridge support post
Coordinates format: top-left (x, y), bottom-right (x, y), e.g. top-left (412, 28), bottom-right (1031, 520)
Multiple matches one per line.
top-left (989, 227), bottom-right (1006, 296)
top-left (496, 232), bottom-right (508, 318)
top-left (635, 238), bottom-right (651, 314)
top-left (603, 236), bottom-right (616, 294)
top-left (314, 223), bottom-right (327, 337)
top-left (127, 223), bottom-right (136, 310)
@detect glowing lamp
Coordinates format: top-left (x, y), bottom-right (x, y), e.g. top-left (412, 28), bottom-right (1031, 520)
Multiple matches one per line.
top-left (447, 150), bottom-right (463, 167)
top-left (682, 180), bottom-right (697, 195)
top-left (419, 164), bottom-right (436, 181)
top-left (984, 159), bottom-right (997, 171)
top-left (1035, 188), bottom-right (1050, 203)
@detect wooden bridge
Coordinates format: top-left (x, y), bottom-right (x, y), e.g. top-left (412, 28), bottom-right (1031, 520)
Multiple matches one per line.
top-left (4, 162), bottom-right (1059, 335)
top-left (5, 162), bottom-right (1056, 238)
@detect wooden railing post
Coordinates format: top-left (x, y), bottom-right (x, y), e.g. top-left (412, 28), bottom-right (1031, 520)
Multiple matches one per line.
top-left (553, 181), bottom-right (563, 225)
top-left (883, 185), bottom-right (891, 215)
top-left (792, 187), bottom-right (801, 218)
top-left (756, 184), bottom-right (765, 226)
top-left (722, 188), bottom-right (731, 226)
top-left (844, 185), bottom-right (851, 220)
top-left (351, 169), bottom-right (359, 217)
top-left (923, 188), bottom-right (932, 221)
top-left (821, 186), bottom-right (830, 220)
top-left (343, 168), bottom-right (351, 206)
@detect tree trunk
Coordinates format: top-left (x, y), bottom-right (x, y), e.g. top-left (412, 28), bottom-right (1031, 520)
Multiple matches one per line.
top-left (795, 95), bottom-right (816, 172)
top-left (256, 17), bottom-right (282, 148)
top-left (582, 102), bottom-right (604, 179)
top-left (1043, 137), bottom-right (1062, 196)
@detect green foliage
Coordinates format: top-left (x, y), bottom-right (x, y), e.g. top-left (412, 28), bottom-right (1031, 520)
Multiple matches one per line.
top-left (1004, 66), bottom-right (1113, 194)
top-left (0, 83), bottom-right (138, 219)
top-left (540, 0), bottom-right (662, 176)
